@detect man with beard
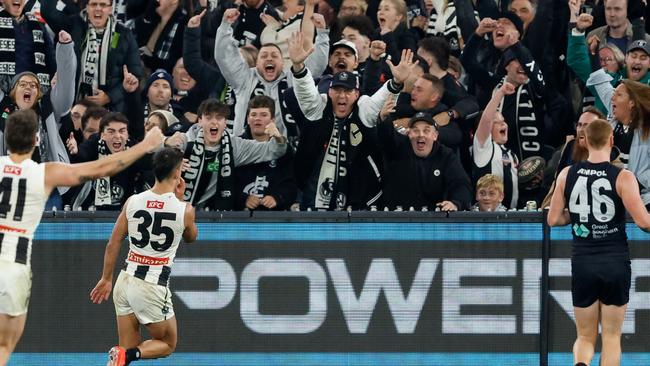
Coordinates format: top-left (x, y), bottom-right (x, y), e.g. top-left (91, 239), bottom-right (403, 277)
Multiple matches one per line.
top-left (289, 31), bottom-right (415, 210)
top-left (165, 99), bottom-right (288, 210)
top-left (541, 107), bottom-right (607, 208)
top-left (68, 112), bottom-right (147, 211)
top-left (41, 0), bottom-right (142, 112)
top-left (215, 8), bottom-right (328, 139)
top-left (473, 82), bottom-right (520, 209)
top-left (140, 69), bottom-right (190, 138)
top-left (0, 0), bottom-right (56, 94)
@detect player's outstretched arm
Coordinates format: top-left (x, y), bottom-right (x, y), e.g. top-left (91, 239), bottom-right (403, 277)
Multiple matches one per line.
top-left (183, 203), bottom-right (198, 243)
top-left (44, 127), bottom-right (164, 194)
top-left (617, 170), bottom-right (650, 231)
top-left (547, 167), bottom-right (571, 226)
top-left (90, 203), bottom-right (129, 304)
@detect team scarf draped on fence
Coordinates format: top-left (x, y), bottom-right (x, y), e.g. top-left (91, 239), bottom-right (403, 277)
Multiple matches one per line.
top-left (315, 118), bottom-right (350, 211)
top-left (183, 127), bottom-right (235, 208)
top-left (0, 11), bottom-right (50, 92)
top-left (78, 13), bottom-right (117, 100)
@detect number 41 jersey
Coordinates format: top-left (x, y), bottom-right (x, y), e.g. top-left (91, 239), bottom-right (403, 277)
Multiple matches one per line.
top-left (564, 161), bottom-right (627, 257)
top-left (0, 157), bottom-right (47, 266)
top-left (125, 190), bottom-right (187, 287)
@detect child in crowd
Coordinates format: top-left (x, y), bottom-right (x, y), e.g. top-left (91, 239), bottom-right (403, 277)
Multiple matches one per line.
top-left (471, 174), bottom-right (507, 212)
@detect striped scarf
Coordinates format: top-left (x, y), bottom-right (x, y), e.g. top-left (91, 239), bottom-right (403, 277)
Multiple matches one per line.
top-left (78, 13), bottom-right (117, 100)
top-left (0, 11), bottom-right (50, 93)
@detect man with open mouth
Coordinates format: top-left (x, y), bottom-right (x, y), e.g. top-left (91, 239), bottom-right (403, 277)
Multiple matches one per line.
top-left (215, 8), bottom-right (328, 139)
top-left (163, 99), bottom-right (288, 211)
top-left (40, 0), bottom-right (143, 113)
top-left (378, 110), bottom-right (472, 212)
top-left (289, 31), bottom-right (415, 210)
top-left (67, 112), bottom-right (147, 211)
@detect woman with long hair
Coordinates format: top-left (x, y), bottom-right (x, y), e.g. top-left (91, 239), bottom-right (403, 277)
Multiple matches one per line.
top-left (610, 79), bottom-right (650, 208)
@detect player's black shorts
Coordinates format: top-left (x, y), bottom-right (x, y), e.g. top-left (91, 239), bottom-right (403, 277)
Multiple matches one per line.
top-left (571, 258), bottom-right (631, 308)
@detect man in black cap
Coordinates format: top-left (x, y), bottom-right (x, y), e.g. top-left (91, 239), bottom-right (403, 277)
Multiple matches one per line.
top-left (289, 32), bottom-right (415, 210)
top-left (460, 11), bottom-right (528, 107)
top-left (377, 110), bottom-right (472, 211)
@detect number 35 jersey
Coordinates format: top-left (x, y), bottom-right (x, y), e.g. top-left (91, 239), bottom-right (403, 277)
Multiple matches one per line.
top-left (0, 157), bottom-right (47, 266)
top-left (564, 161), bottom-right (627, 257)
top-left (125, 190), bottom-right (187, 286)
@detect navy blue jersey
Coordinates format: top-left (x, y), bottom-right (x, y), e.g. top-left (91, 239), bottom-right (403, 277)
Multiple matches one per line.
top-left (564, 161), bottom-right (628, 258)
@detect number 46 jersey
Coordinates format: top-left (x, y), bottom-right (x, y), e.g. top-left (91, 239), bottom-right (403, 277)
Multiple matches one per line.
top-left (125, 190), bottom-right (187, 287)
top-left (0, 157), bottom-right (47, 266)
top-left (564, 161), bottom-right (627, 257)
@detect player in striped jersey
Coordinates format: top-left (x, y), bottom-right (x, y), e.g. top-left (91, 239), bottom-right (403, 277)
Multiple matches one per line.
top-left (0, 109), bottom-right (164, 366)
top-left (90, 147), bottom-right (197, 366)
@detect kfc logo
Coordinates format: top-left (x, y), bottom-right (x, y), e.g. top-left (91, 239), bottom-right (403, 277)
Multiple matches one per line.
top-left (3, 165), bottom-right (22, 175)
top-left (146, 200), bottom-right (165, 209)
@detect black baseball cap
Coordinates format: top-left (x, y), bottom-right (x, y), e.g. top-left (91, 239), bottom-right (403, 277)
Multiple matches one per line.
top-left (409, 111), bottom-right (438, 128)
top-left (627, 40), bottom-right (650, 56)
top-left (330, 71), bottom-right (359, 90)
top-left (497, 11), bottom-right (524, 39)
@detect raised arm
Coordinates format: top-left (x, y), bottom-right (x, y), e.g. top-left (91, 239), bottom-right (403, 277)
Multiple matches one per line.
top-left (214, 8), bottom-right (252, 91)
top-left (358, 49), bottom-right (413, 127)
top-left (303, 14), bottom-right (329, 79)
top-left (547, 166), bottom-right (571, 226)
top-left (618, 169), bottom-right (650, 231)
top-left (89, 200), bottom-right (129, 304)
top-left (289, 31), bottom-right (326, 120)
top-left (44, 127), bottom-right (164, 193)
top-left (475, 82), bottom-right (515, 145)
top-left (50, 31), bottom-right (77, 121)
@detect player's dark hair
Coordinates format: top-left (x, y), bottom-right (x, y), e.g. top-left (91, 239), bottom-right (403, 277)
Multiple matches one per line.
top-left (5, 109), bottom-right (39, 154)
top-left (153, 147), bottom-right (184, 182)
top-left (418, 37), bottom-right (450, 69)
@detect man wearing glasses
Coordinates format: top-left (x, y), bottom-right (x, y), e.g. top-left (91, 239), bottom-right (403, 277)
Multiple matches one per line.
top-left (41, 0), bottom-right (142, 113)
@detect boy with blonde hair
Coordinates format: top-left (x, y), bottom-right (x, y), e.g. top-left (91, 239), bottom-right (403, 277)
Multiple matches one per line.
top-left (472, 174), bottom-right (507, 212)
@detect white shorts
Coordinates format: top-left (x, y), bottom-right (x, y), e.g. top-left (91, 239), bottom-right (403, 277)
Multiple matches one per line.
top-left (113, 270), bottom-right (174, 325)
top-left (0, 259), bottom-right (32, 316)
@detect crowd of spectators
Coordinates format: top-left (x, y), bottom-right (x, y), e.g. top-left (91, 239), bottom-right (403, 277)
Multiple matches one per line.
top-left (5, 0), bottom-right (650, 212)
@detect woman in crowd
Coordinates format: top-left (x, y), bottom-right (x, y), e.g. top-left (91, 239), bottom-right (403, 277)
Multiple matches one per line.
top-left (610, 80), bottom-right (650, 209)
